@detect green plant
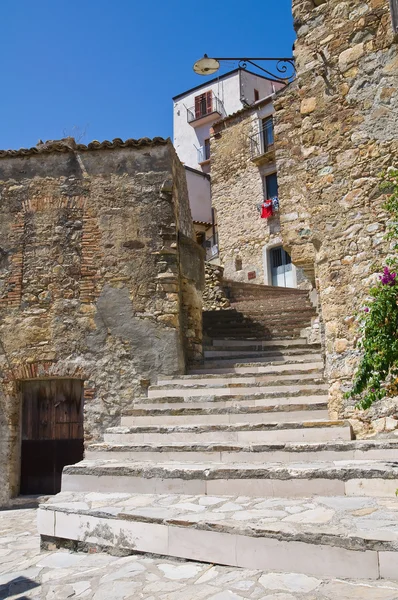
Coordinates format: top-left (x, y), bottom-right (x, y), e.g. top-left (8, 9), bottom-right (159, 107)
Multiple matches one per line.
top-left (347, 169), bottom-right (398, 410)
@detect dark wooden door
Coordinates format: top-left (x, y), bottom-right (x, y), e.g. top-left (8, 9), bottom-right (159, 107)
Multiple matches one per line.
top-left (20, 379), bottom-right (84, 495)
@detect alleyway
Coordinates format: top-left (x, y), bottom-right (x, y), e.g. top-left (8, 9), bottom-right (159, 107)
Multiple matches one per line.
top-left (2, 505), bottom-right (398, 600)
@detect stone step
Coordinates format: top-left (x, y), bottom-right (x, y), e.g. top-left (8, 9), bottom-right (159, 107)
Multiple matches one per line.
top-left (58, 459), bottom-right (396, 498)
top-left (86, 439), bottom-right (398, 465)
top-left (212, 338), bottom-right (319, 348)
top-left (147, 381), bottom-right (329, 399)
top-left (203, 308), bottom-right (316, 318)
top-left (157, 369), bottom-right (324, 386)
top-left (204, 327), bottom-right (307, 336)
top-left (203, 349), bottom-right (321, 360)
top-left (193, 354), bottom-right (324, 370)
top-left (203, 318), bottom-right (314, 328)
top-left (38, 491), bottom-right (398, 579)
top-left (133, 393), bottom-right (329, 410)
top-left (204, 343), bottom-right (320, 353)
top-left (120, 403), bottom-right (329, 427)
top-left (189, 360), bottom-right (324, 375)
top-left (103, 420), bottom-right (352, 444)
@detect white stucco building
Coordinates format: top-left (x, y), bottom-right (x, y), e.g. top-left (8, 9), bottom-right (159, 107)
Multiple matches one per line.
top-left (172, 69), bottom-right (278, 260)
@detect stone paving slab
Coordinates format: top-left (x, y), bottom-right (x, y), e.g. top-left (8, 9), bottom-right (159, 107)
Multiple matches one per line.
top-left (2, 506), bottom-right (398, 599)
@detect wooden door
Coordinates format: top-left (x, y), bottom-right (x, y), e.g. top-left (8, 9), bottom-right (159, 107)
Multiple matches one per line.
top-left (20, 379), bottom-right (84, 495)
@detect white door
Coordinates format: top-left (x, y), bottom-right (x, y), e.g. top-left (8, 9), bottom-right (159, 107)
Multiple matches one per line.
top-left (270, 247), bottom-right (294, 288)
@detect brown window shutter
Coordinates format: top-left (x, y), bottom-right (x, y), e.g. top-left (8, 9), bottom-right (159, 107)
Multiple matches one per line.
top-left (206, 91), bottom-right (213, 114)
top-left (391, 0), bottom-right (398, 32)
top-left (195, 95), bottom-right (201, 119)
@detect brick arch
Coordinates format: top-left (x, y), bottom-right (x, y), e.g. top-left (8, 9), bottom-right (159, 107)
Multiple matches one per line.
top-left (3, 361), bottom-right (95, 402)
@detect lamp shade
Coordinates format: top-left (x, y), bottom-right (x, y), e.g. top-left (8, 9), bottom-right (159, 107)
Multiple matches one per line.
top-left (193, 55), bottom-right (220, 76)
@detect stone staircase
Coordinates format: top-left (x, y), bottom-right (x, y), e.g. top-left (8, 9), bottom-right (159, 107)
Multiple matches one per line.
top-left (38, 285), bottom-right (398, 581)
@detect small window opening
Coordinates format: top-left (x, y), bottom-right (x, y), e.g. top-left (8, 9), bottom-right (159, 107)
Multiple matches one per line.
top-left (264, 173), bottom-right (279, 199)
top-left (254, 89), bottom-right (260, 102)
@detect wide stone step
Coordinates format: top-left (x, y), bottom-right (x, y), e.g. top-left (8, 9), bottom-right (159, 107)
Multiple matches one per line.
top-left (212, 338), bottom-right (319, 348)
top-left (120, 403), bottom-right (329, 426)
top-left (58, 459), bottom-right (396, 498)
top-left (86, 439), bottom-right (398, 465)
top-left (203, 348), bottom-right (320, 362)
top-left (38, 491), bottom-right (398, 579)
top-left (189, 360), bottom-right (324, 375)
top-left (205, 329), bottom-right (306, 338)
top-left (157, 369), bottom-right (324, 386)
top-left (104, 420), bottom-right (352, 444)
top-left (133, 393), bottom-right (329, 410)
top-left (194, 354), bottom-right (324, 371)
top-left (147, 381), bottom-right (329, 399)
top-left (204, 318), bottom-right (314, 328)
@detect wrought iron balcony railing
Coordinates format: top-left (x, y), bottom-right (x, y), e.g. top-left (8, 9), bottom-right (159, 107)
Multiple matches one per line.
top-left (250, 123), bottom-right (275, 160)
top-left (187, 94), bottom-right (226, 124)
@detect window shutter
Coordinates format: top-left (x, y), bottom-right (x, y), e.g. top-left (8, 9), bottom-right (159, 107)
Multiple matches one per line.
top-left (390, 0), bottom-right (398, 33)
top-left (195, 95), bottom-right (201, 119)
top-left (206, 91), bottom-right (213, 114)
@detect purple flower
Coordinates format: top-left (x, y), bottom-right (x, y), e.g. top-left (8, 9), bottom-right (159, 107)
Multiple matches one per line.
top-left (379, 266), bottom-right (397, 286)
top-left (364, 307), bottom-right (369, 313)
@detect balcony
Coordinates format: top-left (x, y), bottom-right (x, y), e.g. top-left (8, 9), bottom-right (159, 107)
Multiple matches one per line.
top-left (187, 93), bottom-right (226, 127)
top-left (204, 232), bottom-right (219, 261)
top-left (250, 124), bottom-right (276, 164)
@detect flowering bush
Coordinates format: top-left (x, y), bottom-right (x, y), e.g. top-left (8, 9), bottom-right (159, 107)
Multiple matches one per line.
top-left (347, 169), bottom-right (398, 410)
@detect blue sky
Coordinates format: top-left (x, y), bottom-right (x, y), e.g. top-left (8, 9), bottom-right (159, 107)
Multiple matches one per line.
top-left (0, 1), bottom-right (295, 150)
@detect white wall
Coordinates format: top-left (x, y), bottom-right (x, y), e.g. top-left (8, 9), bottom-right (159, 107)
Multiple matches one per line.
top-left (185, 168), bottom-right (212, 224)
top-left (240, 71), bottom-right (277, 106)
top-left (173, 71), bottom-right (242, 170)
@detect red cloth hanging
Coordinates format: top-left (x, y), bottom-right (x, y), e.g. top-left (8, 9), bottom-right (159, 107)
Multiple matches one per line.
top-left (261, 199), bottom-right (273, 219)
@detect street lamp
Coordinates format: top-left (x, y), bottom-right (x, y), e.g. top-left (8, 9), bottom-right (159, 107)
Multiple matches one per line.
top-left (193, 54), bottom-right (296, 84)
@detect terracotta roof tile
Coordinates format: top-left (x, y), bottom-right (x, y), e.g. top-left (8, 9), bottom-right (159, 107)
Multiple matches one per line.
top-left (0, 137), bottom-right (169, 159)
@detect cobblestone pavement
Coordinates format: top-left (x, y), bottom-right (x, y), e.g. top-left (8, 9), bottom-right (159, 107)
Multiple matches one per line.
top-left (2, 506), bottom-right (398, 600)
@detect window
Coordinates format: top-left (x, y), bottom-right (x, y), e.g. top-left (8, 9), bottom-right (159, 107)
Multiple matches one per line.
top-left (265, 173), bottom-right (278, 199)
top-left (204, 138), bottom-right (211, 161)
top-left (261, 117), bottom-right (274, 152)
top-left (254, 89), bottom-right (260, 102)
top-left (390, 0), bottom-right (398, 32)
top-left (194, 91), bottom-right (213, 119)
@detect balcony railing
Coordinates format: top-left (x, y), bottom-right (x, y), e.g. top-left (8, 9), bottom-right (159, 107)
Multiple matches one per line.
top-left (187, 94), bottom-right (226, 124)
top-left (204, 232), bottom-right (219, 261)
top-left (250, 123), bottom-right (275, 160)
top-left (197, 144), bottom-right (210, 164)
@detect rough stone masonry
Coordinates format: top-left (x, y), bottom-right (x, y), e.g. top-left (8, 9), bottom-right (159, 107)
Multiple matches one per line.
top-left (0, 137), bottom-right (204, 505)
top-left (274, 0), bottom-right (398, 434)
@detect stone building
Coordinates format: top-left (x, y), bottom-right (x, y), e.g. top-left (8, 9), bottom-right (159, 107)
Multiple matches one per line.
top-left (173, 69), bottom-right (281, 259)
top-left (274, 0), bottom-right (398, 426)
top-left (0, 137), bottom-right (203, 504)
top-left (211, 94), bottom-right (311, 290)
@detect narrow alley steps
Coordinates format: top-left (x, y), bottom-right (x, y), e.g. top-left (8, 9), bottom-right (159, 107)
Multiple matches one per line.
top-left (37, 286), bottom-right (398, 582)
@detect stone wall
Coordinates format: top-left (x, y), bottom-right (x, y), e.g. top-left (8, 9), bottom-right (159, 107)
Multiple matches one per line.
top-left (0, 137), bottom-right (203, 504)
top-left (274, 0), bottom-right (398, 426)
top-left (203, 263), bottom-right (231, 311)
